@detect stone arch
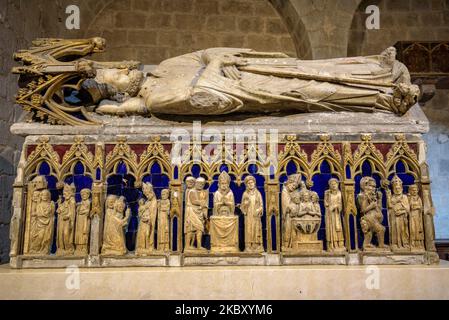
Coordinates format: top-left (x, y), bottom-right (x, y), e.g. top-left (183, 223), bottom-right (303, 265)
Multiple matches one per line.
top-left (269, 0), bottom-right (313, 59)
top-left (83, 0), bottom-right (298, 64)
top-left (273, 0), bottom-right (361, 59)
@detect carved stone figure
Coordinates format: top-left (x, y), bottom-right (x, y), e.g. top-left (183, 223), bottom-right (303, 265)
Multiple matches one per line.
top-left (28, 190), bottom-right (43, 252)
top-left (213, 172), bottom-right (235, 216)
top-left (210, 171), bottom-right (239, 253)
top-left (56, 183), bottom-right (76, 256)
top-left (310, 191), bottom-right (321, 216)
top-left (185, 177), bottom-right (208, 251)
top-left (101, 196), bottom-right (130, 256)
top-left (29, 190), bottom-right (55, 255)
top-left (408, 184), bottom-right (424, 250)
top-left (324, 178), bottom-right (345, 252)
top-left (288, 188), bottom-right (322, 252)
top-left (14, 38), bottom-right (422, 127)
top-left (74, 188), bottom-right (91, 255)
top-left (241, 175), bottom-right (263, 253)
top-left (422, 188), bottom-right (437, 252)
top-left (157, 189), bottom-right (170, 252)
top-left (357, 177), bottom-right (386, 250)
top-left (89, 182), bottom-right (104, 256)
top-left (91, 45), bottom-right (418, 119)
top-left (281, 174), bottom-right (301, 250)
top-left (386, 176), bottom-right (410, 251)
top-left (135, 183), bottom-right (158, 255)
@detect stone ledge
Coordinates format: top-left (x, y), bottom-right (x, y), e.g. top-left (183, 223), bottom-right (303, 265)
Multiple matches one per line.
top-left (0, 261), bottom-right (448, 299)
top-left (10, 105), bottom-right (429, 136)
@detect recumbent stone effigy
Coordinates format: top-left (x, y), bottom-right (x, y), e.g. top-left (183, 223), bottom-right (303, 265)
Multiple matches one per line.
top-left (8, 37), bottom-right (438, 268)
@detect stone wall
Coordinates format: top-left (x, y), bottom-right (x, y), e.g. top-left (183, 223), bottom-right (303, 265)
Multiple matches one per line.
top-left (84, 0), bottom-right (296, 63)
top-left (349, 0), bottom-right (449, 56)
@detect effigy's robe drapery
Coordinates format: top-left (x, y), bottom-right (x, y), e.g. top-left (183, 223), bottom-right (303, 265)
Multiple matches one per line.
top-left (143, 47), bottom-right (414, 116)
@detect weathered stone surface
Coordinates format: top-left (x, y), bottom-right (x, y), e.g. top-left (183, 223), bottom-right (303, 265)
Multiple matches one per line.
top-left (362, 253), bottom-right (427, 265)
top-left (101, 255), bottom-right (168, 267)
top-left (2, 0), bottom-right (449, 267)
top-left (19, 256), bottom-right (87, 269)
top-left (282, 254), bottom-right (347, 265)
top-left (183, 254), bottom-right (265, 266)
top-left (10, 104), bottom-right (430, 137)
top-left (3, 262), bottom-right (449, 299)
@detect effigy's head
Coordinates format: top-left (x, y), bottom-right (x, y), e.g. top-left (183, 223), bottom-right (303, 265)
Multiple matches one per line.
top-left (94, 68), bottom-right (144, 98)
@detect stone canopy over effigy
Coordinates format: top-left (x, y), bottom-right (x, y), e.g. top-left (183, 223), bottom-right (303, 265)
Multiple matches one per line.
top-left (8, 37), bottom-right (438, 268)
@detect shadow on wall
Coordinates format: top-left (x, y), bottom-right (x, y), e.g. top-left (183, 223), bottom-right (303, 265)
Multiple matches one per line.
top-left (0, 151), bottom-right (15, 264)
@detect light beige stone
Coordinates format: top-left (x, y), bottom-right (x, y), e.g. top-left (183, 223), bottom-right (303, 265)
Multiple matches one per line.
top-left (1, 262), bottom-right (449, 299)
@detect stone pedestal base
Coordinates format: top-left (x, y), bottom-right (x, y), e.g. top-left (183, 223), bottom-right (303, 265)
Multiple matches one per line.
top-left (361, 252), bottom-right (426, 265)
top-left (294, 240), bottom-right (323, 252)
top-left (100, 254), bottom-right (168, 267)
top-left (183, 253), bottom-right (265, 266)
top-left (15, 255), bottom-right (87, 269)
top-left (1, 261), bottom-right (449, 299)
top-left (209, 216), bottom-right (239, 253)
top-left (282, 253), bottom-right (346, 265)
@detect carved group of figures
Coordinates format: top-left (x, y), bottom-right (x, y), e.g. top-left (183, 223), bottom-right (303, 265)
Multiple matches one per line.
top-left (25, 170), bottom-right (435, 256)
top-left (357, 175), bottom-right (429, 252)
top-left (183, 172), bottom-right (264, 253)
top-left (101, 183), bottom-right (171, 256)
top-left (279, 173), bottom-right (433, 253)
top-left (27, 177), bottom-right (96, 256)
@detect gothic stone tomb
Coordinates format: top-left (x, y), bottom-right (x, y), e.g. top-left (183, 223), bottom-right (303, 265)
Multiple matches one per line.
top-left (8, 38), bottom-right (439, 268)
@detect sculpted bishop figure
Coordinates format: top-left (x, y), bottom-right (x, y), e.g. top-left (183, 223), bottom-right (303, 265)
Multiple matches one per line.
top-left (14, 38), bottom-right (421, 125)
top-left (90, 47), bottom-right (419, 118)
